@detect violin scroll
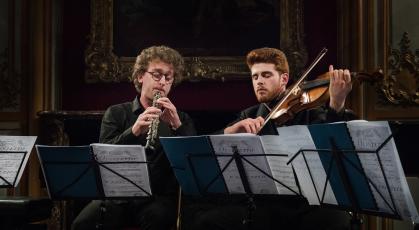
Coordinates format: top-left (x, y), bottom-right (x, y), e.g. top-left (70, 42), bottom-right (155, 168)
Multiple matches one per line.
top-left (351, 69), bottom-right (384, 84)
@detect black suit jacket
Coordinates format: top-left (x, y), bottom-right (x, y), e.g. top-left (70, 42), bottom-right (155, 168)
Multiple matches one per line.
top-left (100, 97), bottom-right (197, 195)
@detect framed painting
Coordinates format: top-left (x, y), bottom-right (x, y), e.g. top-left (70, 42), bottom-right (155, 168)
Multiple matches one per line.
top-left (85, 0), bottom-right (307, 83)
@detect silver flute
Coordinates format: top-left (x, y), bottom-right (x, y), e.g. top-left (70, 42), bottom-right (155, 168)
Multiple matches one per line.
top-left (145, 91), bottom-right (161, 150)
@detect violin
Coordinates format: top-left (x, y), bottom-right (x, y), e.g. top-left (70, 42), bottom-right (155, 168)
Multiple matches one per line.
top-left (261, 48), bottom-right (383, 128)
top-left (264, 70), bottom-right (383, 126)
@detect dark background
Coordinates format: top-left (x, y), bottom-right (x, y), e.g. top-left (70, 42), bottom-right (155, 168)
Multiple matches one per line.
top-left (61, 0), bottom-right (338, 134)
top-left (114, 0), bottom-right (281, 57)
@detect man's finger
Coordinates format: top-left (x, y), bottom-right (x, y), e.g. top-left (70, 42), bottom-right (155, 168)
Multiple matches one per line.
top-left (250, 122), bottom-right (257, 134)
top-left (244, 123), bottom-right (252, 133)
top-left (329, 65), bottom-right (334, 73)
top-left (344, 69), bottom-right (351, 82)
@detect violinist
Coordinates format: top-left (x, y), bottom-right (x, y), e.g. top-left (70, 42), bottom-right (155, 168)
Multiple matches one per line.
top-left (224, 47), bottom-right (355, 135)
top-left (188, 47), bottom-right (355, 230)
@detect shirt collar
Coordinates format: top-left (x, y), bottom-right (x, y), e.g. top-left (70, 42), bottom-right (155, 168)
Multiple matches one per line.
top-left (132, 96), bottom-right (144, 115)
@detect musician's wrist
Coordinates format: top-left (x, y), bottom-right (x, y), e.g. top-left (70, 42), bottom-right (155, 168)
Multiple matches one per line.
top-left (329, 98), bottom-right (345, 113)
top-left (224, 124), bottom-right (239, 134)
top-left (171, 121), bottom-right (181, 130)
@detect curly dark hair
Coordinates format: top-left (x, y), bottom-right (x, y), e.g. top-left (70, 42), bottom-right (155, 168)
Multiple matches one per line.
top-left (131, 46), bottom-right (185, 92)
top-left (246, 47), bottom-right (289, 74)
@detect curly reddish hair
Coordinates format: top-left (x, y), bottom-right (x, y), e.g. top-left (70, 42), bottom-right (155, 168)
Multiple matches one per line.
top-left (246, 47), bottom-right (289, 74)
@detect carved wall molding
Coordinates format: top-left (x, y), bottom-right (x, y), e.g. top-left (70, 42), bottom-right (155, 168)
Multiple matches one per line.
top-left (85, 0), bottom-right (307, 83)
top-left (279, 0), bottom-right (308, 78)
top-left (379, 32), bottom-right (419, 105)
top-left (84, 0), bottom-right (120, 83)
top-left (0, 48), bottom-right (20, 111)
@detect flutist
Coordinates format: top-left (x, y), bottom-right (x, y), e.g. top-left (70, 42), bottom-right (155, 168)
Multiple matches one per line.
top-left (72, 46), bottom-right (196, 230)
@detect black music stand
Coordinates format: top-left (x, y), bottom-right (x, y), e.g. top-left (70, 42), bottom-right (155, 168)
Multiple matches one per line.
top-left (36, 144), bottom-right (153, 229)
top-left (160, 135), bottom-right (304, 229)
top-left (0, 150), bottom-right (28, 188)
top-left (186, 145), bottom-right (303, 229)
top-left (287, 134), bottom-right (403, 230)
top-left (36, 145), bottom-right (152, 199)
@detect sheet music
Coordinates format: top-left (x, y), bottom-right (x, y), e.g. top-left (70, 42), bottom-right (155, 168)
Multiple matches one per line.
top-left (91, 144), bottom-right (151, 197)
top-left (276, 126), bottom-right (337, 205)
top-left (210, 134), bottom-right (278, 194)
top-left (347, 121), bottom-right (419, 222)
top-left (0, 152), bottom-right (24, 186)
top-left (260, 135), bottom-right (299, 195)
top-left (0, 136), bottom-right (36, 187)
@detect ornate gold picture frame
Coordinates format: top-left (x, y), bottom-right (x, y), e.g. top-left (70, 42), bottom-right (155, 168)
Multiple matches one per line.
top-left (85, 0), bottom-right (307, 83)
top-left (378, 0), bottom-right (419, 106)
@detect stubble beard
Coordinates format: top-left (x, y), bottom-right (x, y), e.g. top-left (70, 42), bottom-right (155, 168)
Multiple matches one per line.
top-left (256, 92), bottom-right (275, 103)
top-left (257, 88), bottom-right (285, 103)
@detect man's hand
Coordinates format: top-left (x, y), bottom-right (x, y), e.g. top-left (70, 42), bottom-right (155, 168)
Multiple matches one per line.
top-left (158, 97), bottom-right (182, 130)
top-left (132, 107), bottom-right (161, 136)
top-left (329, 65), bottom-right (352, 112)
top-left (224, 117), bottom-right (265, 134)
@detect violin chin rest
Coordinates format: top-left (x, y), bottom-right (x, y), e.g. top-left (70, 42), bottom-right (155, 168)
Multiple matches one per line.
top-left (271, 108), bottom-right (288, 119)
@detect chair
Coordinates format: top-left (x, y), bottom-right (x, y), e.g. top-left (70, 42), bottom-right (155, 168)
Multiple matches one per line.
top-left (0, 196), bottom-right (52, 229)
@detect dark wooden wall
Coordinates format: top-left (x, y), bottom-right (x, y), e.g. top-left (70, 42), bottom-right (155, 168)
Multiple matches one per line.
top-left (60, 0), bottom-right (338, 134)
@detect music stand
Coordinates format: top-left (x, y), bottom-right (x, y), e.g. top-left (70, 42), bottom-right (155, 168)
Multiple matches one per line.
top-left (186, 145), bottom-right (302, 229)
top-left (36, 144), bottom-right (152, 199)
top-left (0, 136), bottom-right (37, 188)
top-left (36, 144), bottom-right (153, 229)
top-left (0, 136), bottom-right (54, 229)
top-left (0, 151), bottom-right (28, 188)
top-left (160, 134), bottom-right (303, 230)
top-left (287, 133), bottom-right (404, 230)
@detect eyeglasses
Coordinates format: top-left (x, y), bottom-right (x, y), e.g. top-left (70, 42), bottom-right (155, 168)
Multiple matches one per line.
top-left (146, 71), bottom-right (174, 84)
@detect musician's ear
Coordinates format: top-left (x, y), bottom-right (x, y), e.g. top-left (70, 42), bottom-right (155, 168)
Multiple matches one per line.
top-left (137, 73), bottom-right (144, 84)
top-left (280, 72), bottom-right (289, 85)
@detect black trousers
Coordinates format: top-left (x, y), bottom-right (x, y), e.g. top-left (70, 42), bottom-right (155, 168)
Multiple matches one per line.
top-left (182, 196), bottom-right (350, 230)
top-left (71, 196), bottom-right (176, 230)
